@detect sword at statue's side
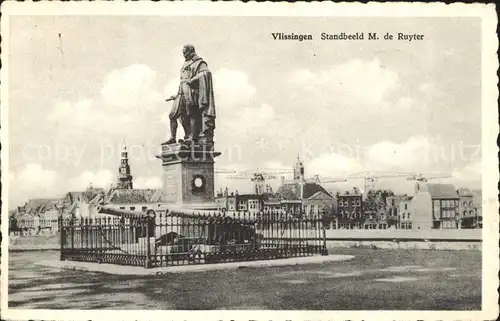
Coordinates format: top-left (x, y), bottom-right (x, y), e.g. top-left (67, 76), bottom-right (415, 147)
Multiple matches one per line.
top-left (165, 95), bottom-right (176, 102)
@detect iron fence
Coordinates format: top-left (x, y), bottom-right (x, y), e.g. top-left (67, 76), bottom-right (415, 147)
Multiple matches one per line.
top-left (60, 208), bottom-right (328, 268)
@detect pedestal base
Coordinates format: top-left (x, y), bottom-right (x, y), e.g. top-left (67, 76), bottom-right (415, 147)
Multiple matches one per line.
top-left (156, 142), bottom-right (221, 205)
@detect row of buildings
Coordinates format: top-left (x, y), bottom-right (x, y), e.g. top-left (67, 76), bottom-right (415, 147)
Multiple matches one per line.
top-left (9, 150), bottom-right (483, 235)
top-left (9, 147), bottom-right (164, 235)
top-left (214, 157), bottom-right (482, 230)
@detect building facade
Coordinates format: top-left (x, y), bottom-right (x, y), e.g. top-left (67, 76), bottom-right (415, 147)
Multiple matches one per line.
top-left (398, 196), bottom-right (413, 229)
top-left (336, 190), bottom-right (363, 229)
top-left (419, 184), bottom-right (460, 229)
top-left (457, 188), bottom-right (478, 228)
top-left (471, 189), bottom-right (482, 228)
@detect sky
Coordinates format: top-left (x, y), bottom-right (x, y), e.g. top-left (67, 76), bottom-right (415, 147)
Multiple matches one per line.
top-left (7, 16), bottom-right (482, 206)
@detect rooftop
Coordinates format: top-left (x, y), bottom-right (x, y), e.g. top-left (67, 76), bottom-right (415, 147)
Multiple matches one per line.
top-left (106, 188), bottom-right (163, 204)
top-left (23, 198), bottom-right (61, 214)
top-left (422, 183), bottom-right (459, 199)
top-left (277, 182), bottom-right (333, 200)
top-left (457, 188), bottom-right (474, 197)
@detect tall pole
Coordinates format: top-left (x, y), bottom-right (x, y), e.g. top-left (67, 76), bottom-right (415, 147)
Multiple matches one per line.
top-left (320, 211), bottom-right (329, 256)
top-left (144, 210), bottom-right (155, 268)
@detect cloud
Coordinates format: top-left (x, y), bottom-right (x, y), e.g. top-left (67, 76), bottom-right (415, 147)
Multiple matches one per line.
top-left (366, 136), bottom-right (440, 172)
top-left (394, 96), bottom-right (414, 110)
top-left (46, 66), bottom-right (163, 135)
top-left (9, 163), bottom-right (60, 204)
top-left (47, 99), bottom-right (104, 126)
top-left (307, 153), bottom-right (364, 177)
top-left (101, 64), bottom-right (162, 108)
top-left (290, 58), bottom-right (400, 108)
top-left (163, 68), bottom-right (256, 111)
top-left (162, 68), bottom-right (261, 139)
top-left (213, 68), bottom-right (256, 107)
top-left (134, 176), bottom-right (163, 189)
top-left (17, 163), bottom-right (59, 187)
top-left (69, 169), bottom-right (115, 191)
top-left (242, 103), bottom-right (275, 124)
top-left (162, 78), bottom-right (179, 101)
top-left (223, 104), bottom-right (276, 139)
top-left (451, 161), bottom-right (481, 183)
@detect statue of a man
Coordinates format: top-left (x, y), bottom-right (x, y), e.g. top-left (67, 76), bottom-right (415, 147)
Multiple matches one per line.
top-left (165, 45), bottom-right (216, 144)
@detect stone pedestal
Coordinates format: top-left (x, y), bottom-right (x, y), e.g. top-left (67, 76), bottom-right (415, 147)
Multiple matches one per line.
top-left (156, 142), bottom-right (221, 205)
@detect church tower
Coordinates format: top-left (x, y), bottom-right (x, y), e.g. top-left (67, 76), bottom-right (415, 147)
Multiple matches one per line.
top-left (117, 146), bottom-right (133, 189)
top-left (293, 155), bottom-right (305, 182)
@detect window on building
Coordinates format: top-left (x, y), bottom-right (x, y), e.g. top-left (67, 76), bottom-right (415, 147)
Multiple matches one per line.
top-left (119, 207), bottom-right (125, 210)
top-left (142, 206), bottom-right (147, 212)
top-left (408, 213), bottom-right (411, 220)
top-left (404, 204), bottom-right (408, 210)
top-left (130, 206), bottom-right (135, 210)
top-left (402, 213), bottom-right (406, 220)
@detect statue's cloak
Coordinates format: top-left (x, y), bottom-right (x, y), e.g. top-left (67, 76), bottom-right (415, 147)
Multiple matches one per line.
top-left (191, 57), bottom-right (216, 119)
top-left (169, 56), bottom-right (216, 121)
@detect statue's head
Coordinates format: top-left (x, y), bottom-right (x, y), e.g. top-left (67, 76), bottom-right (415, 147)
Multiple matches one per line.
top-left (182, 44), bottom-right (196, 61)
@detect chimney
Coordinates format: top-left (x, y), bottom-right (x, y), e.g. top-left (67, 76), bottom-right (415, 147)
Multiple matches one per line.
top-left (281, 176), bottom-right (285, 186)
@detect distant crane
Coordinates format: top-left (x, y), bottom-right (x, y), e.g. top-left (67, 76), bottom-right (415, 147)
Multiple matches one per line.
top-left (407, 173), bottom-right (452, 192)
top-left (406, 173), bottom-right (452, 182)
top-left (280, 173), bottom-right (347, 185)
top-left (344, 171), bottom-right (415, 198)
top-left (227, 169), bottom-right (292, 195)
top-left (303, 174), bottom-right (348, 184)
top-left (214, 168), bottom-right (238, 174)
top-left (316, 177), bottom-right (348, 184)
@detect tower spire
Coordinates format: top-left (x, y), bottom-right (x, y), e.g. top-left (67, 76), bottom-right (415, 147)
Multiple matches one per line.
top-left (117, 145), bottom-right (133, 189)
top-left (293, 154), bottom-right (305, 182)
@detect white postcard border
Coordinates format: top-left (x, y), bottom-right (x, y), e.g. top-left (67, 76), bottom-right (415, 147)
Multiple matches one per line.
top-left (1, 1), bottom-right (498, 320)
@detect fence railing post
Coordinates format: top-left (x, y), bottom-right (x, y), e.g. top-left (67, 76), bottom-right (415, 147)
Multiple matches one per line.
top-left (144, 210), bottom-right (155, 268)
top-left (71, 217), bottom-right (75, 253)
top-left (321, 212), bottom-right (329, 256)
top-left (60, 217), bottom-right (65, 261)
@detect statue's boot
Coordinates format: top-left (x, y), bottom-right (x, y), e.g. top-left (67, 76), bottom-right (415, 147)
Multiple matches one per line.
top-left (164, 119), bottom-right (178, 144)
top-left (190, 117), bottom-right (201, 142)
top-left (181, 116), bottom-right (191, 143)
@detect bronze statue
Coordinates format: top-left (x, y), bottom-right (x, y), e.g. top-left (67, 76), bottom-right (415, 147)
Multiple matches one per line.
top-left (165, 45), bottom-right (216, 145)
